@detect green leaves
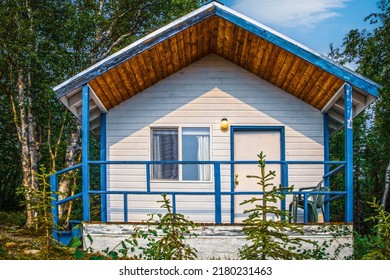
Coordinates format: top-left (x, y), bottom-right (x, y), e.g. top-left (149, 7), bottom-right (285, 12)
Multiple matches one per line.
top-left (134, 194), bottom-right (198, 260)
top-left (358, 198), bottom-right (390, 260)
top-left (68, 236), bottom-right (82, 249)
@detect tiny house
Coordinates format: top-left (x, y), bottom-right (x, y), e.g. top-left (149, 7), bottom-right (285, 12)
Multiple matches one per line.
top-left (51, 2), bottom-right (380, 257)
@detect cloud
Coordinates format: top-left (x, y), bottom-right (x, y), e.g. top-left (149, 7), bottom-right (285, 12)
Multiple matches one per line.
top-left (231, 0), bottom-right (351, 28)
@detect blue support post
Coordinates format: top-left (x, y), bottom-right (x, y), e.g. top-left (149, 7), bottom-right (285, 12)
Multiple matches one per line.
top-left (344, 83), bottom-right (354, 223)
top-left (100, 113), bottom-right (107, 222)
top-left (214, 163), bottom-right (222, 224)
top-left (323, 113), bottom-right (330, 222)
top-left (50, 174), bottom-right (59, 240)
top-left (280, 128), bottom-right (287, 219)
top-left (82, 84), bottom-right (90, 222)
top-left (146, 163), bottom-right (151, 192)
top-left (281, 162), bottom-right (288, 220)
top-left (172, 194), bottom-right (177, 214)
top-left (303, 193), bottom-right (309, 224)
top-left (123, 194), bottom-right (128, 223)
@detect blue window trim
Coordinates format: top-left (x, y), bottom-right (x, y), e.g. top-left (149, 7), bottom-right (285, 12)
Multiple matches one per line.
top-left (229, 126), bottom-right (286, 223)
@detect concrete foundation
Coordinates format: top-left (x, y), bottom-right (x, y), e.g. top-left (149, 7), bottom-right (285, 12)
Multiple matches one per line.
top-left (82, 223), bottom-right (353, 260)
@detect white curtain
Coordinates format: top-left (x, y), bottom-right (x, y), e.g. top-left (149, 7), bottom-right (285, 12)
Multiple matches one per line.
top-left (197, 136), bottom-right (210, 181)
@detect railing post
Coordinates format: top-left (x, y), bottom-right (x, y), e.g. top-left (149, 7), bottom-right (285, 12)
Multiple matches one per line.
top-left (214, 162), bottom-right (222, 224)
top-left (303, 193), bottom-right (309, 224)
top-left (323, 113), bottom-right (330, 222)
top-left (281, 161), bottom-right (288, 220)
top-left (100, 113), bottom-right (107, 222)
top-left (50, 174), bottom-right (59, 240)
top-left (344, 83), bottom-right (354, 223)
top-left (172, 193), bottom-right (177, 214)
top-left (146, 163), bottom-right (151, 192)
top-left (123, 193), bottom-right (128, 223)
top-left (82, 84), bottom-right (90, 222)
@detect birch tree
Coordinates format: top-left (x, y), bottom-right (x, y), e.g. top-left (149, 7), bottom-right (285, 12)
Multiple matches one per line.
top-left (0, 0), bottom-right (77, 226)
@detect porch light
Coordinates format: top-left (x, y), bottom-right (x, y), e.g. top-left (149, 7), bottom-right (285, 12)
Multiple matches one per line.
top-left (220, 118), bottom-right (229, 131)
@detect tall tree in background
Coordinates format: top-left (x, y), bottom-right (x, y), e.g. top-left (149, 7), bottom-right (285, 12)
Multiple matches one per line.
top-left (0, 0), bottom-right (206, 225)
top-left (329, 0), bottom-right (389, 233)
top-left (0, 0), bottom-right (75, 225)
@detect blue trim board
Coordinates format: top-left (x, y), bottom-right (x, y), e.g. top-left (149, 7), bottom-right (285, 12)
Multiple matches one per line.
top-left (214, 162), bottom-right (222, 224)
top-left (344, 84), bottom-right (354, 223)
top-left (100, 113), bottom-right (107, 222)
top-left (323, 113), bottom-right (331, 222)
top-left (50, 174), bottom-right (59, 240)
top-left (323, 113), bottom-right (330, 186)
top-left (82, 85), bottom-right (91, 222)
top-left (230, 126), bottom-right (286, 223)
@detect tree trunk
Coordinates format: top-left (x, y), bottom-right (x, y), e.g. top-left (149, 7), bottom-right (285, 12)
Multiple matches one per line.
top-left (17, 67), bottom-right (39, 227)
top-left (381, 161), bottom-right (390, 210)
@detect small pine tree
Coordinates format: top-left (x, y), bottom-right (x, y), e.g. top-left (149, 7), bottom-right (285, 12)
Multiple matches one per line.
top-left (17, 166), bottom-right (60, 256)
top-left (239, 152), bottom-right (314, 260)
top-left (135, 193), bottom-right (198, 260)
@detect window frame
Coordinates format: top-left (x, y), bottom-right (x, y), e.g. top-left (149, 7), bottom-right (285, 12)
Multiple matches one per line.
top-left (150, 125), bottom-right (212, 182)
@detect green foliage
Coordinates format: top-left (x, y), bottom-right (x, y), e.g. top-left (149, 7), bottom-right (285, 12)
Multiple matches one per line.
top-left (68, 233), bottom-right (127, 260)
top-left (305, 225), bottom-right (353, 260)
top-left (134, 194), bottom-right (198, 260)
top-left (0, 96), bottom-right (22, 210)
top-left (238, 152), bottom-right (315, 260)
top-left (0, 211), bottom-right (26, 227)
top-left (68, 194), bottom-right (198, 260)
top-left (16, 167), bottom-right (57, 255)
top-left (356, 198), bottom-right (390, 260)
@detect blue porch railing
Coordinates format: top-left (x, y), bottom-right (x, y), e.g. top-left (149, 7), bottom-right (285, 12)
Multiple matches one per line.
top-left (50, 159), bottom-right (349, 242)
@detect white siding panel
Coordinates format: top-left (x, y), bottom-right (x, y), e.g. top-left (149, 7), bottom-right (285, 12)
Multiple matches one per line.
top-left (106, 54), bottom-right (324, 222)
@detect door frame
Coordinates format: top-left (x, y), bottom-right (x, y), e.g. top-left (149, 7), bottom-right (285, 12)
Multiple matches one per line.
top-left (230, 126), bottom-right (286, 223)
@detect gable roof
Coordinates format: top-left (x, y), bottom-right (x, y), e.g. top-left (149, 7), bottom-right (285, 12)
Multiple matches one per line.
top-left (53, 1), bottom-right (380, 136)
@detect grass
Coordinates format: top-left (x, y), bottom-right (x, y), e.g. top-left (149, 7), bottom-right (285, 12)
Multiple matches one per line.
top-left (0, 211), bottom-right (81, 260)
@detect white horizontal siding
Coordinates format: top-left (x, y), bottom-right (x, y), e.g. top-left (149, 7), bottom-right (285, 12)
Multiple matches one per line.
top-left (106, 54), bottom-right (324, 222)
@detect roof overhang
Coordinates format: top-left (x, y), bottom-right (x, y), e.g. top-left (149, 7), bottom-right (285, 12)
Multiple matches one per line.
top-left (53, 1), bottom-right (381, 136)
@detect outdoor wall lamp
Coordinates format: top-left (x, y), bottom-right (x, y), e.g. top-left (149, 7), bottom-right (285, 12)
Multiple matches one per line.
top-left (220, 118), bottom-right (229, 131)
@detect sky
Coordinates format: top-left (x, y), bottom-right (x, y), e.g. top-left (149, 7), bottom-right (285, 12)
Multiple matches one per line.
top-left (217, 0), bottom-right (379, 66)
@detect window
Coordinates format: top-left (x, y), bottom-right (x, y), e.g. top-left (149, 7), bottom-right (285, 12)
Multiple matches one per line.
top-left (182, 128), bottom-right (210, 181)
top-left (151, 127), bottom-right (210, 181)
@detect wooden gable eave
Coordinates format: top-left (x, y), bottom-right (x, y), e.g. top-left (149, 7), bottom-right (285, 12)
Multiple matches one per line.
top-left (53, 1), bottom-right (380, 135)
top-left (86, 14), bottom-right (353, 112)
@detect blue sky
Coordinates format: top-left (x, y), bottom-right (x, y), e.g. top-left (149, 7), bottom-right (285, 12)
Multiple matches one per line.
top-left (217, 0), bottom-right (379, 63)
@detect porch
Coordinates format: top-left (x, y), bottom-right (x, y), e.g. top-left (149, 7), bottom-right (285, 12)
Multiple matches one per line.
top-left (50, 157), bottom-right (350, 244)
top-left (49, 82), bottom-right (356, 245)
